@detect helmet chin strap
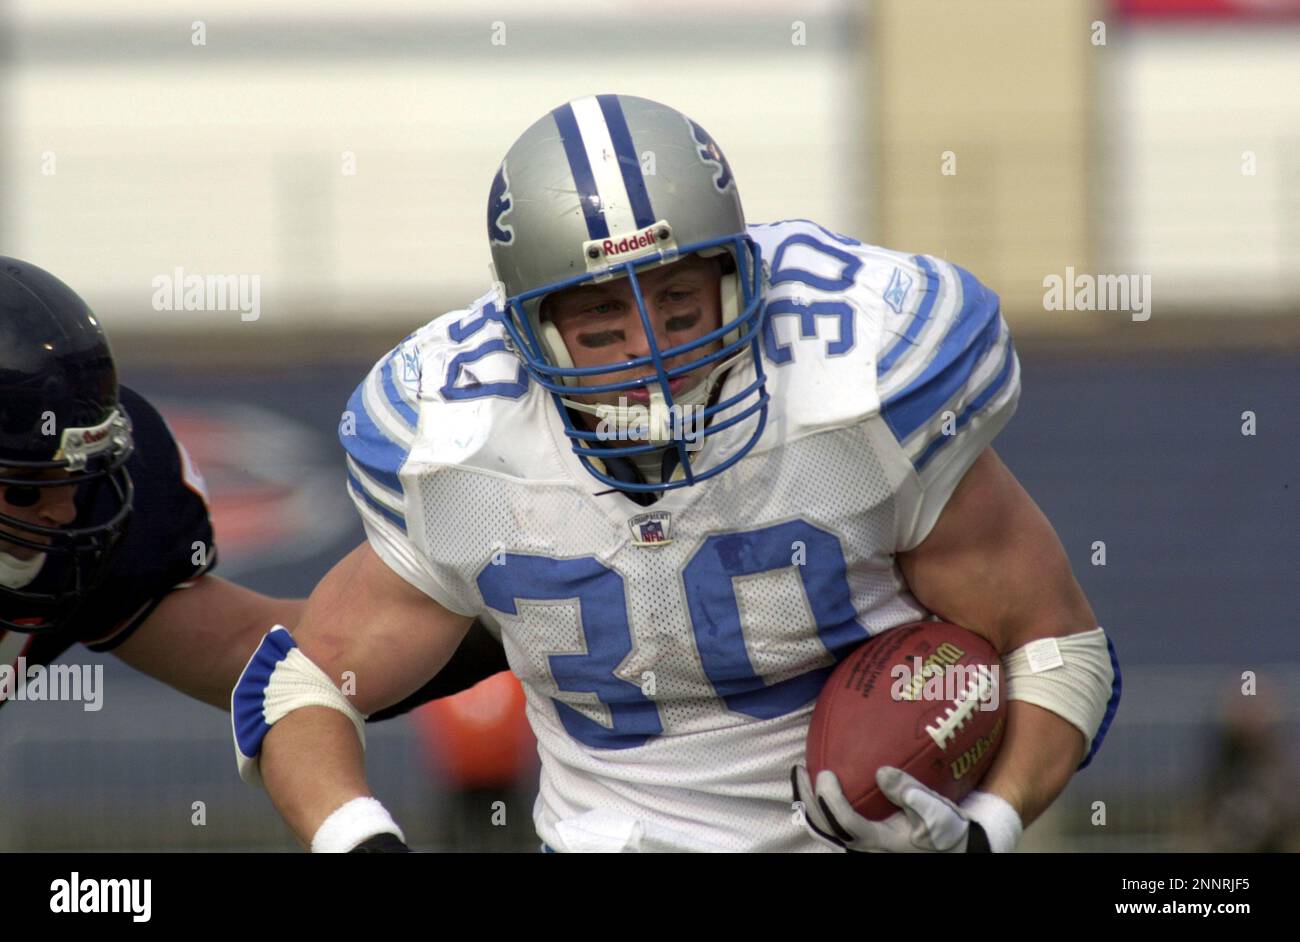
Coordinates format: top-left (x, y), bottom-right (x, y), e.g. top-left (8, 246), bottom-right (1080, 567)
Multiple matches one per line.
top-left (0, 548), bottom-right (47, 590)
top-left (540, 255), bottom-right (745, 448)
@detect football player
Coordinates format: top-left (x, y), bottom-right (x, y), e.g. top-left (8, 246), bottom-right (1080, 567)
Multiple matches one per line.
top-left (0, 257), bottom-right (507, 726)
top-left (234, 95), bottom-right (1120, 853)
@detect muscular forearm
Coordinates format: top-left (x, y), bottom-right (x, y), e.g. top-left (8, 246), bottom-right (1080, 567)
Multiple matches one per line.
top-left (261, 706), bottom-right (372, 849)
top-left (976, 700), bottom-right (1086, 827)
top-left (245, 542), bottom-right (474, 850)
top-left (115, 579), bottom-right (306, 711)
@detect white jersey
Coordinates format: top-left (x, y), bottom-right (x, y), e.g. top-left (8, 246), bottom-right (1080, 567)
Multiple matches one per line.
top-left (343, 219), bottom-right (1021, 852)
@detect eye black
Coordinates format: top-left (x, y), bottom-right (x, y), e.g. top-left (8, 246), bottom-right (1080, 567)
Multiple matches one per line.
top-left (4, 485), bottom-right (41, 508)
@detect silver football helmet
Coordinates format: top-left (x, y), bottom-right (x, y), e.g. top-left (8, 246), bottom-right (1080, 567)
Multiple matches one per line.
top-left (487, 94), bottom-right (769, 493)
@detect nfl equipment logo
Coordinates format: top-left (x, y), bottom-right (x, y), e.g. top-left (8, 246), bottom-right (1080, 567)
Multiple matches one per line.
top-left (629, 511), bottom-right (672, 547)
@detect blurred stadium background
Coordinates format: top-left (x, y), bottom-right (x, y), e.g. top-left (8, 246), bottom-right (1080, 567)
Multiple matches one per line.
top-left (0, 0), bottom-right (1296, 851)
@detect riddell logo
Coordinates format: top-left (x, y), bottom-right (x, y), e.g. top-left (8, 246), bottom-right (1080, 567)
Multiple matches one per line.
top-left (601, 226), bottom-right (659, 259)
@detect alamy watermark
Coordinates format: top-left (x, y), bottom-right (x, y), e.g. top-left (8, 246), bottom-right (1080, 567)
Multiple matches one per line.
top-left (594, 399), bottom-right (705, 451)
top-left (50, 872), bottom-right (150, 922)
top-left (151, 267), bottom-right (261, 322)
top-left (1043, 266), bottom-right (1151, 322)
top-left (0, 657), bottom-right (103, 711)
top-left (890, 653), bottom-right (1000, 713)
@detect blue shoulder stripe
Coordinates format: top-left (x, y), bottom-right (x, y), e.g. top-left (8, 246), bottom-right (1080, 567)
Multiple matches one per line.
top-left (347, 471), bottom-right (407, 533)
top-left (381, 352), bottom-right (419, 429)
top-left (912, 335), bottom-right (1017, 472)
top-left (1077, 636), bottom-right (1122, 771)
top-left (341, 382), bottom-right (409, 494)
top-left (877, 255), bottom-right (941, 377)
top-left (881, 265), bottom-right (1002, 444)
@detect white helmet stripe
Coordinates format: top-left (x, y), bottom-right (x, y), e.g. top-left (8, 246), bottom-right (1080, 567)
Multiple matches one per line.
top-left (570, 95), bottom-right (638, 236)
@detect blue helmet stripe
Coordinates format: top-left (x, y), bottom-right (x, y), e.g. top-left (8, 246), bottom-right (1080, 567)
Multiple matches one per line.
top-left (597, 94), bottom-right (656, 230)
top-left (551, 104), bottom-right (609, 241)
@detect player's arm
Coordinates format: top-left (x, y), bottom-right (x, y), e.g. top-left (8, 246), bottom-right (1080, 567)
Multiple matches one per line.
top-left (113, 575), bottom-right (505, 717)
top-left (112, 576), bottom-right (303, 710)
top-left (797, 256), bottom-right (1116, 852)
top-left (797, 446), bottom-right (1114, 853)
top-left (895, 445), bottom-right (1100, 826)
top-left (248, 540), bottom-right (472, 851)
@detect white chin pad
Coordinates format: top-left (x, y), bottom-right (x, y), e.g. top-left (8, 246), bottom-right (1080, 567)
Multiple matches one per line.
top-left (0, 550), bottom-right (47, 589)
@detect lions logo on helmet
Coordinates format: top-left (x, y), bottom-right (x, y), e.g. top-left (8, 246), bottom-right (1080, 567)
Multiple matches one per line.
top-left (487, 162), bottom-right (515, 246)
top-left (687, 117), bottom-right (735, 194)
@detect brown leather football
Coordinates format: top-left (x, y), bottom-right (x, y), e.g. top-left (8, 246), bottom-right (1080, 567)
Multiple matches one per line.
top-left (806, 621), bottom-right (1007, 820)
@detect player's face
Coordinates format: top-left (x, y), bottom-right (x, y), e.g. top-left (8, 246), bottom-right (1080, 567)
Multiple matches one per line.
top-left (543, 254), bottom-right (724, 421)
top-left (0, 469), bottom-right (79, 559)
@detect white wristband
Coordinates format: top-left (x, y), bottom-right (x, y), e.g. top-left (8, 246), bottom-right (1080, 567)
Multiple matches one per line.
top-left (310, 797), bottom-right (405, 854)
top-left (961, 791), bottom-right (1023, 853)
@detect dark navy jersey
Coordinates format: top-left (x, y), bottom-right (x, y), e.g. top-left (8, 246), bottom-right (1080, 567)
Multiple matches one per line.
top-left (0, 385), bottom-right (507, 714)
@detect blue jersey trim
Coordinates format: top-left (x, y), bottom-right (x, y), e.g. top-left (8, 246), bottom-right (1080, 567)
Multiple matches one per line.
top-left (380, 354), bottom-right (419, 429)
top-left (877, 255), bottom-right (941, 377)
top-left (347, 470), bottom-right (407, 533)
top-left (341, 383), bottom-right (408, 495)
top-left (881, 265), bottom-right (1002, 445)
top-left (911, 335), bottom-right (1016, 472)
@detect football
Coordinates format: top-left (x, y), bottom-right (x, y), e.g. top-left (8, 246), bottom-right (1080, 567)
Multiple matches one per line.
top-left (806, 621), bottom-right (1007, 821)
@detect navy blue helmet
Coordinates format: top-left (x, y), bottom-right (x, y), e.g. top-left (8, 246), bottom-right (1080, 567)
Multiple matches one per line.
top-left (0, 257), bottom-right (134, 633)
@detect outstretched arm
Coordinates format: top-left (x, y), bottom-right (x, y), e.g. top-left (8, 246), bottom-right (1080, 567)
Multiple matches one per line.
top-left (113, 576), bottom-right (303, 710)
top-left (249, 542), bottom-right (473, 849)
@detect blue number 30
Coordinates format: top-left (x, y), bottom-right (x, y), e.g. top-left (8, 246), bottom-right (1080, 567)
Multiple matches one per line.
top-left (476, 520), bottom-right (869, 749)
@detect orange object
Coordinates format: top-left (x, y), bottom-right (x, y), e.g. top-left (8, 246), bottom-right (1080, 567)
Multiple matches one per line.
top-left (415, 672), bottom-right (535, 789)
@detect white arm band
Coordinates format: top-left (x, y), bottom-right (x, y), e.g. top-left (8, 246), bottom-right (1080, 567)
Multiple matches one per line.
top-left (1003, 626), bottom-right (1114, 756)
top-left (960, 790), bottom-right (1023, 854)
top-left (311, 797), bottom-right (405, 854)
top-left (232, 626), bottom-right (367, 787)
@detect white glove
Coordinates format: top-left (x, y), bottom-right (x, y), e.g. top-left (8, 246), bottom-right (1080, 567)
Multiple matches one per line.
top-left (791, 765), bottom-right (1022, 853)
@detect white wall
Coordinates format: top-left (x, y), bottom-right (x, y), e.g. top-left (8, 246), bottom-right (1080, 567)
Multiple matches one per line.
top-left (2, 2), bottom-right (861, 332)
top-left (1104, 27), bottom-right (1300, 311)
